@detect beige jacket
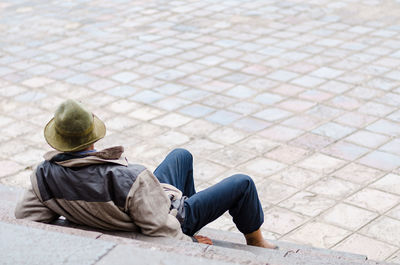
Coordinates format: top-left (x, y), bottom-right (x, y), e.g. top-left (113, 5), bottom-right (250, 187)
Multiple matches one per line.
top-left (14, 146), bottom-right (191, 241)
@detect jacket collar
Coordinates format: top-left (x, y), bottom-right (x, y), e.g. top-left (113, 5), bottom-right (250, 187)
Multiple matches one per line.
top-left (44, 146), bottom-right (128, 167)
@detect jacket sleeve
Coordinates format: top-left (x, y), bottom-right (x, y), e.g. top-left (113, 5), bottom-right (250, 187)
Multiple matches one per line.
top-left (125, 169), bottom-right (192, 242)
top-left (14, 186), bottom-right (60, 223)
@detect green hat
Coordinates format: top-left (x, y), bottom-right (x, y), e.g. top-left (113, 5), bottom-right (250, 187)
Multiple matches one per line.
top-left (44, 99), bottom-right (106, 152)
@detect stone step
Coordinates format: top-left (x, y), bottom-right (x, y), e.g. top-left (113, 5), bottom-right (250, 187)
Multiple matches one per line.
top-left (200, 227), bottom-right (370, 262)
top-left (0, 184), bottom-right (397, 265)
top-left (0, 221), bottom-right (238, 265)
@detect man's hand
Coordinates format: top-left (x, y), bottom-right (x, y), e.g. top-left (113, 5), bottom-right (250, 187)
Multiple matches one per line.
top-left (194, 235), bottom-right (213, 245)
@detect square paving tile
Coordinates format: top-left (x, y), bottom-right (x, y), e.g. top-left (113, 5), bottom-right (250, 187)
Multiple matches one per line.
top-left (280, 191), bottom-right (336, 217)
top-left (358, 151), bottom-right (400, 171)
top-left (285, 221), bottom-right (350, 249)
top-left (262, 207), bottom-right (308, 235)
top-left (234, 135), bottom-right (278, 155)
top-left (331, 163), bottom-right (384, 184)
top-left (307, 177), bottom-right (360, 199)
top-left (253, 108), bottom-right (293, 122)
top-left (270, 166), bottom-right (321, 189)
top-left (321, 203), bottom-right (378, 230)
top-left (152, 113), bottom-right (192, 128)
top-left (209, 127), bottom-right (247, 145)
top-left (232, 117), bottom-right (270, 132)
top-left (346, 188), bottom-right (400, 214)
top-left (312, 122), bottom-right (356, 140)
top-left (345, 130), bottom-right (390, 149)
top-left (240, 157), bottom-right (286, 179)
top-left (360, 216), bottom-right (400, 246)
top-left (333, 234), bottom-right (398, 261)
top-left (371, 173), bottom-right (400, 195)
top-left (387, 204), bottom-right (400, 221)
top-left (297, 153), bottom-right (346, 174)
top-left (265, 145), bottom-right (309, 164)
top-left (322, 141), bottom-right (370, 161)
top-left (259, 125), bottom-right (303, 142)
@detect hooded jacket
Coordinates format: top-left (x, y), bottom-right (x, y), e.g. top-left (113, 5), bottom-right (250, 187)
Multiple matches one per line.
top-left (14, 146), bottom-right (191, 241)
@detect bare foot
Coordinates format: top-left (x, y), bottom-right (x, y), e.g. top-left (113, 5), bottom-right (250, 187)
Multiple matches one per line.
top-left (246, 238), bottom-right (277, 249)
top-left (245, 229), bottom-right (278, 249)
top-left (194, 235), bottom-right (213, 245)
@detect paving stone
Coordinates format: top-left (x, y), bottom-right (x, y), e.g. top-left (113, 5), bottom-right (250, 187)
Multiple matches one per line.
top-left (307, 177), bottom-right (360, 199)
top-left (183, 139), bottom-right (223, 158)
top-left (358, 151), bottom-right (400, 171)
top-left (234, 136), bottom-right (278, 155)
top-left (254, 93), bottom-right (284, 105)
top-left (285, 221), bottom-right (350, 249)
top-left (333, 234), bottom-right (398, 262)
top-left (278, 99), bottom-right (316, 112)
top-left (179, 119), bottom-right (219, 138)
top-left (232, 117), bottom-right (270, 132)
top-left (346, 131), bottom-right (390, 149)
top-left (280, 191), bottom-right (336, 217)
top-left (297, 153), bottom-right (346, 174)
top-left (346, 188), bottom-right (400, 214)
top-left (0, 161), bottom-right (24, 178)
top-left (206, 110), bottom-right (241, 125)
top-left (322, 141), bottom-right (370, 161)
top-left (265, 145), bottom-right (309, 165)
top-left (209, 147), bottom-right (256, 168)
top-left (253, 108), bottom-right (292, 122)
top-left (312, 122), bottom-right (356, 140)
top-left (291, 75), bottom-right (326, 88)
top-left (179, 103), bottom-right (214, 117)
top-left (259, 125), bottom-right (303, 142)
top-left (130, 90), bottom-right (164, 104)
top-left (209, 127), bottom-right (247, 145)
top-left (262, 207), bottom-right (307, 235)
top-left (371, 173), bottom-right (400, 196)
top-left (361, 216), bottom-right (400, 246)
top-left (321, 203), bottom-right (378, 230)
top-left (331, 163), bottom-right (384, 185)
top-left (152, 113), bottom-right (192, 128)
top-left (240, 158), bottom-right (286, 180)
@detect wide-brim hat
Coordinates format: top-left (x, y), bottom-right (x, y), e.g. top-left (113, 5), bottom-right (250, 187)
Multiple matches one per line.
top-left (44, 99), bottom-right (106, 152)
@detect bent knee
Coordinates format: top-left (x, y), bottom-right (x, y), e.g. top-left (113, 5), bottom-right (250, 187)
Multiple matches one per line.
top-left (171, 148), bottom-right (193, 161)
top-left (231, 174), bottom-right (255, 188)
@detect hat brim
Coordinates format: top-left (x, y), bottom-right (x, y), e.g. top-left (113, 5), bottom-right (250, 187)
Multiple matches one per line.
top-left (44, 115), bottom-right (106, 152)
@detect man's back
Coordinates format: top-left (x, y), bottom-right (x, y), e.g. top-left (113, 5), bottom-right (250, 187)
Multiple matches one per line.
top-left (17, 148), bottom-right (144, 231)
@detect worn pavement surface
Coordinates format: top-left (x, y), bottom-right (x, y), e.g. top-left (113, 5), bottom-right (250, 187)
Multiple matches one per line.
top-left (0, 0), bottom-right (399, 262)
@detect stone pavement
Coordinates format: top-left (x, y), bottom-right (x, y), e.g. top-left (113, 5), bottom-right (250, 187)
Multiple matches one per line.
top-left (0, 0), bottom-right (399, 263)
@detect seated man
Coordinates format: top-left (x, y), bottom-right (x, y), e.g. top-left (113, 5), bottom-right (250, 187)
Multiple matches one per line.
top-left (15, 99), bottom-right (276, 249)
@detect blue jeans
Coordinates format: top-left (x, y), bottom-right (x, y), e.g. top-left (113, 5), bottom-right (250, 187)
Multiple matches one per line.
top-left (153, 148), bottom-right (264, 236)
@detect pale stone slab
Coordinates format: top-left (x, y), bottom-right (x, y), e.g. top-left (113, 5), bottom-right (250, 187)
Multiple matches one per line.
top-left (262, 207), bottom-right (307, 235)
top-left (371, 173), bottom-right (400, 195)
top-left (240, 158), bottom-right (286, 178)
top-left (321, 203), bottom-right (378, 230)
top-left (257, 180), bottom-right (298, 205)
top-left (270, 167), bottom-right (321, 189)
top-left (346, 188), bottom-right (400, 214)
top-left (280, 191), bottom-right (336, 217)
top-left (387, 205), bottom-right (400, 220)
top-left (360, 217), bottom-right (400, 246)
top-left (307, 177), bottom-right (360, 199)
top-left (297, 153), bottom-right (346, 174)
top-left (333, 234), bottom-right (398, 261)
top-left (285, 221), bottom-right (350, 249)
top-left (265, 145), bottom-right (309, 165)
top-left (331, 163), bottom-right (384, 184)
